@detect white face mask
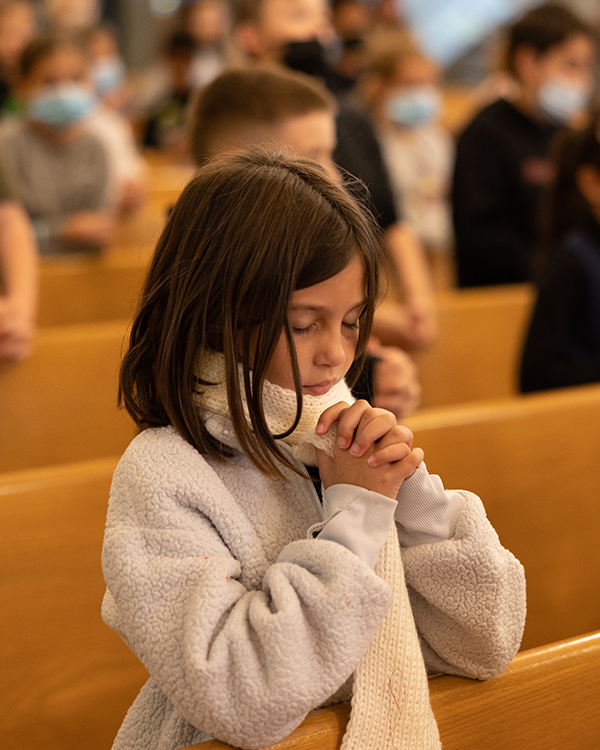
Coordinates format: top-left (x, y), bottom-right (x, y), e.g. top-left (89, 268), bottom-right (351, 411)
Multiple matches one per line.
top-left (537, 78), bottom-right (591, 124)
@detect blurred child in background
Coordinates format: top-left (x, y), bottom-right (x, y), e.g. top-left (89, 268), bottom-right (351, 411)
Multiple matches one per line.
top-left (177, 0), bottom-right (229, 88)
top-left (520, 115), bottom-right (600, 392)
top-left (452, 3), bottom-right (596, 288)
top-left (0, 172), bottom-right (38, 362)
top-left (0, 0), bottom-right (36, 116)
top-left (0, 35), bottom-right (115, 254)
top-left (231, 0), bottom-right (438, 352)
top-left (142, 30), bottom-right (197, 159)
top-left (83, 23), bottom-right (148, 215)
top-left (189, 66), bottom-right (422, 421)
top-left (360, 36), bottom-right (454, 284)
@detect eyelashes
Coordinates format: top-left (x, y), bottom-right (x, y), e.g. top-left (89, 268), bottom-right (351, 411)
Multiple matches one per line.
top-left (291, 321), bottom-right (360, 336)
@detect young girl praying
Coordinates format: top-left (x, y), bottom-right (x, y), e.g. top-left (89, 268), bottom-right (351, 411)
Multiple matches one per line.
top-left (102, 150), bottom-right (526, 750)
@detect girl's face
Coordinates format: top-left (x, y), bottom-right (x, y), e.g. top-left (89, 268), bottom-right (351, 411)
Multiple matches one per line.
top-left (264, 256), bottom-right (366, 395)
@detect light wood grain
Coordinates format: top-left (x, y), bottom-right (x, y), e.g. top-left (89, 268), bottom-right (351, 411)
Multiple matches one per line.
top-left (404, 283), bottom-right (535, 408)
top-left (0, 320), bottom-right (136, 472)
top-left (0, 459), bottom-right (148, 750)
top-left (39, 251), bottom-right (149, 326)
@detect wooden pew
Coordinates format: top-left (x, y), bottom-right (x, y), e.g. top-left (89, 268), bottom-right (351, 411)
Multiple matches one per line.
top-left (0, 459), bottom-right (148, 750)
top-left (404, 384), bottom-right (600, 650)
top-left (183, 630), bottom-right (600, 750)
top-left (0, 320), bottom-right (136, 472)
top-left (38, 250), bottom-right (150, 326)
top-left (381, 284), bottom-right (535, 408)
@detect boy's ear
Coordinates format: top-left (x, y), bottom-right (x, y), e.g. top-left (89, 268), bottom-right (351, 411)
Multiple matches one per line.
top-left (576, 164), bottom-right (600, 207)
top-left (512, 43), bottom-right (541, 87)
top-left (235, 21), bottom-right (267, 57)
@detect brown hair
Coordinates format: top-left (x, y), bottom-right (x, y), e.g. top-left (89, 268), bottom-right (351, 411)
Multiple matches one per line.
top-left (504, 3), bottom-right (593, 77)
top-left (119, 149), bottom-right (383, 477)
top-left (229, 0), bottom-right (262, 26)
top-left (19, 33), bottom-right (87, 78)
top-left (190, 67), bottom-right (335, 165)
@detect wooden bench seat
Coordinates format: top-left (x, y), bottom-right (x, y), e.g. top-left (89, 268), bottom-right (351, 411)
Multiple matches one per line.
top-left (404, 384), bottom-right (600, 650)
top-left (0, 459), bottom-right (148, 750)
top-left (0, 320), bottom-right (136, 472)
top-left (185, 630), bottom-right (600, 750)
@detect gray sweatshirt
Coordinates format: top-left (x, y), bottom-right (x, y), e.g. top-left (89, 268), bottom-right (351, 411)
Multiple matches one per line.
top-left (102, 424), bottom-right (526, 750)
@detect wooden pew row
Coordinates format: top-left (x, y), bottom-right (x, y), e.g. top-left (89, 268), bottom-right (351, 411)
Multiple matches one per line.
top-left (404, 383), bottom-right (600, 650)
top-left (187, 630), bottom-right (600, 750)
top-left (0, 458), bottom-right (148, 750)
top-left (38, 251), bottom-right (149, 326)
top-left (0, 320), bottom-right (136, 473)
top-left (3, 455), bottom-right (598, 750)
top-left (379, 283), bottom-right (535, 408)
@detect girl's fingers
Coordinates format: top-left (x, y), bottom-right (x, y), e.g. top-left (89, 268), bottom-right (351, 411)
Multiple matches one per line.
top-left (350, 419), bottom-right (414, 458)
top-left (315, 401), bottom-right (353, 435)
top-left (368, 445), bottom-right (424, 469)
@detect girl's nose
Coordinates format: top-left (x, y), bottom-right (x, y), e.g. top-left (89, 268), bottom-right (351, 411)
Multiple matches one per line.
top-left (314, 331), bottom-right (346, 368)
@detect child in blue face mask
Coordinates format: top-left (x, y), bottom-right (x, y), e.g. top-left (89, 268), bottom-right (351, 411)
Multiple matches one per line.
top-left (452, 3), bottom-right (596, 288)
top-left (0, 34), bottom-right (115, 254)
top-left (359, 36), bottom-right (454, 283)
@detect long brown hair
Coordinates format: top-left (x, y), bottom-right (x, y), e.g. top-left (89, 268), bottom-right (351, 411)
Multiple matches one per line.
top-left (119, 149), bottom-right (383, 477)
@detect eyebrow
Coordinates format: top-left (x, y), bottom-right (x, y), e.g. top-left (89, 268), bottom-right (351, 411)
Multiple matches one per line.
top-left (289, 299), bottom-right (368, 314)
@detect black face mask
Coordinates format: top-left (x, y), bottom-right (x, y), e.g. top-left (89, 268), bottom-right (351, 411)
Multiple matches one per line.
top-left (282, 39), bottom-right (328, 78)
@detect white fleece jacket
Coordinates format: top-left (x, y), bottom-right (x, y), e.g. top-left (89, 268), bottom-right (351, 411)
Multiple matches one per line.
top-left (102, 425), bottom-right (526, 750)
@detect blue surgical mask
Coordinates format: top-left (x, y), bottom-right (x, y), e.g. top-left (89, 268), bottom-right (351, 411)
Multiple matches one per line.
top-left (537, 78), bottom-right (591, 124)
top-left (92, 57), bottom-right (126, 96)
top-left (27, 83), bottom-right (96, 128)
top-left (384, 86), bottom-right (442, 128)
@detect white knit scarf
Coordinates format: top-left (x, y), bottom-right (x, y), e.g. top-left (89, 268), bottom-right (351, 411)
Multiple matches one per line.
top-left (195, 352), bottom-right (441, 750)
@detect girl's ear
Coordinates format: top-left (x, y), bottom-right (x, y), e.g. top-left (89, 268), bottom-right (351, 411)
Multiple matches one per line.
top-left (576, 164), bottom-right (600, 210)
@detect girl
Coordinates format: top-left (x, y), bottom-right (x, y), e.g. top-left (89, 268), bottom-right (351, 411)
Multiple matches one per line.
top-left (520, 116), bottom-right (600, 392)
top-left (102, 150), bottom-right (526, 750)
top-left (0, 35), bottom-right (115, 254)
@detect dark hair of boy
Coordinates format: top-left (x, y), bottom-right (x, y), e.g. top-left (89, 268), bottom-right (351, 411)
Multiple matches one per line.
top-left (229, 0), bottom-right (261, 26)
top-left (504, 2), bottom-right (594, 77)
top-left (119, 149), bottom-right (383, 478)
top-left (190, 66), bottom-right (335, 165)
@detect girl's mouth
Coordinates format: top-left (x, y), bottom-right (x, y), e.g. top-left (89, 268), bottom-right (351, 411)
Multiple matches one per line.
top-left (303, 381), bottom-right (334, 396)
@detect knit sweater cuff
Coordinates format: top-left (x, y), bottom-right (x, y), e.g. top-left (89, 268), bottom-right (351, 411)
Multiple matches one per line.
top-left (309, 484), bottom-right (398, 568)
top-left (395, 462), bottom-right (465, 547)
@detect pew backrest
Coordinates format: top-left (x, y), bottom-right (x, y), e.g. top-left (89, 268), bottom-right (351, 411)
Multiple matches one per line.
top-left (413, 284), bottom-right (535, 407)
top-left (0, 460), bottom-right (148, 750)
top-left (0, 320), bottom-right (136, 472)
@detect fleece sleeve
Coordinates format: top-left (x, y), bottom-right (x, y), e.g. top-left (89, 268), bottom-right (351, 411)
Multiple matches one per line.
top-left (101, 436), bottom-right (392, 750)
top-left (401, 489), bottom-right (527, 680)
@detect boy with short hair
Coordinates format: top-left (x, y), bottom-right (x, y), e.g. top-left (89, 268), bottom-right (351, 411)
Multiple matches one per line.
top-left (189, 66), bottom-right (422, 420)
